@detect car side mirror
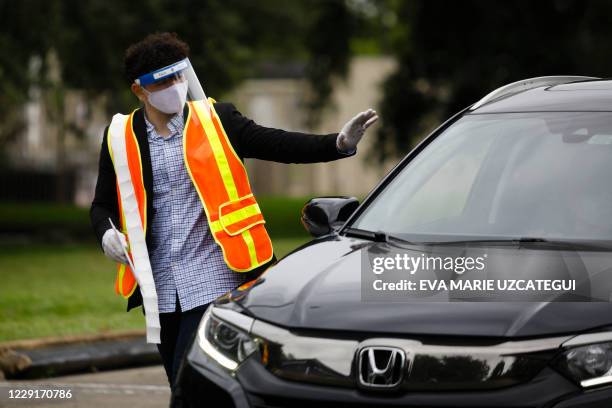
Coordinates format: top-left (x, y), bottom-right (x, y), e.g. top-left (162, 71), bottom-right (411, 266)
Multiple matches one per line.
top-left (301, 196), bottom-right (359, 237)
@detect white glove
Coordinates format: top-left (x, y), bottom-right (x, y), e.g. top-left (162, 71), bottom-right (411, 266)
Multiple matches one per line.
top-left (102, 228), bottom-right (129, 264)
top-left (336, 108), bottom-right (379, 153)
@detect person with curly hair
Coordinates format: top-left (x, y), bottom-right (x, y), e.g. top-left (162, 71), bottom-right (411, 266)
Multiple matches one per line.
top-left (89, 31), bottom-right (377, 393)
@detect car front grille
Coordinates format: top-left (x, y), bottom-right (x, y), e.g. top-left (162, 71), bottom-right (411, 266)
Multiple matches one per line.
top-left (251, 320), bottom-right (568, 392)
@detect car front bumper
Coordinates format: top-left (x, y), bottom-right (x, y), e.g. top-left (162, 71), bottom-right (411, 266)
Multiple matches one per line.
top-left (175, 341), bottom-right (612, 408)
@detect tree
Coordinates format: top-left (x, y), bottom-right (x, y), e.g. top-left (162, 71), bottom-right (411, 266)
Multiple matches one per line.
top-left (0, 0), bottom-right (353, 201)
top-left (377, 0), bottom-right (612, 162)
top-left (0, 0), bottom-right (56, 167)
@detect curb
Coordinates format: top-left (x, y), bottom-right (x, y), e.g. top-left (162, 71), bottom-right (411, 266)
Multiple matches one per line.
top-left (0, 330), bottom-right (146, 351)
top-left (0, 332), bottom-right (160, 379)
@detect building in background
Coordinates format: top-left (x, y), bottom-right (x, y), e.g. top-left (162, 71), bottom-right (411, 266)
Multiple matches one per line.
top-left (231, 55), bottom-right (397, 198)
top-left (6, 56), bottom-right (398, 206)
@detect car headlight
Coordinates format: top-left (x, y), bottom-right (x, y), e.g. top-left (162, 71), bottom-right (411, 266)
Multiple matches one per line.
top-left (554, 342), bottom-right (612, 388)
top-left (197, 306), bottom-right (259, 371)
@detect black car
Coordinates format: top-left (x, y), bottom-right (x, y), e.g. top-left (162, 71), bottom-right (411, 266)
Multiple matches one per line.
top-left (175, 76), bottom-right (612, 407)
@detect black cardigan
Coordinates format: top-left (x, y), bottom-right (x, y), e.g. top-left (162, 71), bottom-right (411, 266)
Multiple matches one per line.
top-left (89, 101), bottom-right (355, 311)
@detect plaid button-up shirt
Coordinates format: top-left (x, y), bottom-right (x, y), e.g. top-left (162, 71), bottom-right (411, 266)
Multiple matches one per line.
top-left (145, 112), bottom-right (249, 313)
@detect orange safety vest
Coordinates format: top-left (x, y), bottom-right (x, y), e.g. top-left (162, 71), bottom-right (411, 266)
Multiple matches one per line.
top-left (108, 98), bottom-right (274, 298)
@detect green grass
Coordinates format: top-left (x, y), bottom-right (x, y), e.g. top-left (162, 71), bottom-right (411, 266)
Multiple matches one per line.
top-left (0, 237), bottom-right (309, 342)
top-left (0, 196), bottom-right (344, 341)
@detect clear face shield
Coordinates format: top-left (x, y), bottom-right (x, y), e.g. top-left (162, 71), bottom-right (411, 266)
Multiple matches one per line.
top-left (134, 57), bottom-right (207, 102)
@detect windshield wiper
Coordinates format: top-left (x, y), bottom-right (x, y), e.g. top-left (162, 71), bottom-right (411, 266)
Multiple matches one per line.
top-left (425, 237), bottom-right (547, 245)
top-left (342, 230), bottom-right (612, 250)
top-left (342, 227), bottom-right (416, 246)
top-left (423, 237), bottom-right (612, 250)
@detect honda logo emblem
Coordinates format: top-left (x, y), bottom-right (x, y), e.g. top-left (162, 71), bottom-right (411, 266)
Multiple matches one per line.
top-left (357, 346), bottom-right (406, 389)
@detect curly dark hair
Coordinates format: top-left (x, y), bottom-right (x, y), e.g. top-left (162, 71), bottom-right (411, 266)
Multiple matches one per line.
top-left (124, 32), bottom-right (190, 84)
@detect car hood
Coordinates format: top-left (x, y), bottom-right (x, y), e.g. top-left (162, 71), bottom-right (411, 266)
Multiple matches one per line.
top-left (223, 236), bottom-right (612, 338)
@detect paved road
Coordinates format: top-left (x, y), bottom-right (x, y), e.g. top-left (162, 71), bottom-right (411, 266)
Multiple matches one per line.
top-left (0, 366), bottom-right (170, 408)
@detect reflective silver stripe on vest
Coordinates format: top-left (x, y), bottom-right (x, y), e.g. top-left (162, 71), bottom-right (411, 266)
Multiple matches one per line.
top-left (108, 113), bottom-right (161, 344)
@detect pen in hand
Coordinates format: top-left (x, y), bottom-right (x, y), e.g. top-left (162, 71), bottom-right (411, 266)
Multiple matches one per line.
top-left (108, 218), bottom-right (136, 271)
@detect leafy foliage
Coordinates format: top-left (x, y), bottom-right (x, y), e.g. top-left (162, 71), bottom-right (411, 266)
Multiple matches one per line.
top-left (377, 0), bottom-right (612, 161)
top-left (5, 0), bottom-right (612, 167)
top-left (0, 0), bottom-right (353, 192)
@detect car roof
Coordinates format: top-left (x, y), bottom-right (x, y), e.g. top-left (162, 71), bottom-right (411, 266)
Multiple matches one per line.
top-left (471, 79), bottom-right (612, 113)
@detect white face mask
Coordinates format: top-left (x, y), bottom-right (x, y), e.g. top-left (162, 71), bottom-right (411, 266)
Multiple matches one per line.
top-left (142, 80), bottom-right (188, 114)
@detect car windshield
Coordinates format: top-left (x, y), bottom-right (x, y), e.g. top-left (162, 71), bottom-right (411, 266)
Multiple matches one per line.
top-left (351, 112), bottom-right (612, 244)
